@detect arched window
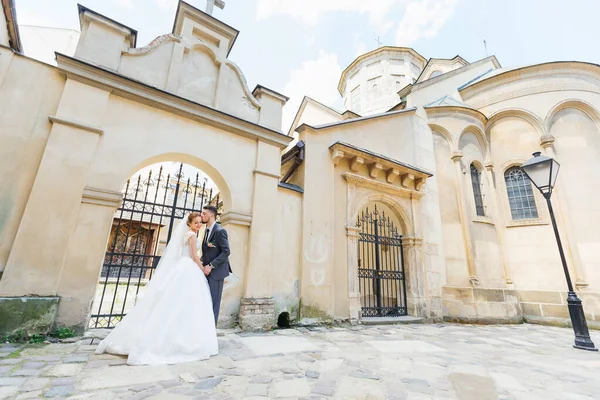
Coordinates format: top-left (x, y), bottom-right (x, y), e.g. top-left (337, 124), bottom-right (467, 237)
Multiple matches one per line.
top-left (470, 164), bottom-right (485, 216)
top-left (504, 167), bottom-right (539, 220)
top-left (430, 70), bottom-right (442, 78)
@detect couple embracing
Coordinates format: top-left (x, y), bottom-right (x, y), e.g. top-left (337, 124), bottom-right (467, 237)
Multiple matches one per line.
top-left (95, 206), bottom-right (232, 365)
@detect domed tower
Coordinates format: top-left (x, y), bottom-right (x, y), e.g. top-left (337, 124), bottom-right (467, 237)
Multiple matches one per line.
top-left (338, 46), bottom-right (427, 116)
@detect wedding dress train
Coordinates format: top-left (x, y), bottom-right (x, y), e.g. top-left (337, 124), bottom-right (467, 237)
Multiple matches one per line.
top-left (95, 221), bottom-right (218, 365)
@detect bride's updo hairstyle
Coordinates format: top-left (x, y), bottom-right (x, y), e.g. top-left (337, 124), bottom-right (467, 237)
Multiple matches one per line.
top-left (187, 212), bottom-right (201, 226)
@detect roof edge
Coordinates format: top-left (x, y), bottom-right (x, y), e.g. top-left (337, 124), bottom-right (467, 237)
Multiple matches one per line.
top-left (77, 3), bottom-right (138, 48)
top-left (459, 60), bottom-right (600, 97)
top-left (2, 0), bottom-right (22, 53)
top-left (296, 107), bottom-right (417, 133)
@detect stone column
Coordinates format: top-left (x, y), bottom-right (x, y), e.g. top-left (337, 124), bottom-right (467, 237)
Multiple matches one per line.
top-left (402, 237), bottom-right (427, 317)
top-left (540, 135), bottom-right (588, 288)
top-left (484, 162), bottom-right (513, 285)
top-left (346, 225), bottom-right (361, 324)
top-left (238, 141), bottom-right (280, 331)
top-left (450, 151), bottom-right (479, 285)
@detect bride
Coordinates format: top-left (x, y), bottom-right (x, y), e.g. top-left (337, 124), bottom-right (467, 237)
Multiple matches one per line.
top-left (95, 212), bottom-right (218, 365)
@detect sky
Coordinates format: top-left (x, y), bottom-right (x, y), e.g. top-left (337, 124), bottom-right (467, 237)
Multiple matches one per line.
top-left (14, 0), bottom-right (600, 131)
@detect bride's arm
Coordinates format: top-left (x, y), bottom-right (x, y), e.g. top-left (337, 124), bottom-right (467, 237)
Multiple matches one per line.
top-left (188, 235), bottom-right (204, 270)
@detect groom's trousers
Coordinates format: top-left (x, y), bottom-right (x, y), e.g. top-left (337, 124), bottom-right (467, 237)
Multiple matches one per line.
top-left (207, 276), bottom-right (224, 325)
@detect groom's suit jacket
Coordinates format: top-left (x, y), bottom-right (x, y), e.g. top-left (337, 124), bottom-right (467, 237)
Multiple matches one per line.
top-left (200, 223), bottom-right (232, 281)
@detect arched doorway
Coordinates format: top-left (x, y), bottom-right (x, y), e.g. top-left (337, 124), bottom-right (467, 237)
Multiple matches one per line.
top-left (89, 162), bottom-right (222, 328)
top-left (356, 205), bottom-right (407, 317)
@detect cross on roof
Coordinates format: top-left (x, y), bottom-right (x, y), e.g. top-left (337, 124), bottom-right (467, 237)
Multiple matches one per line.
top-left (375, 36), bottom-right (383, 47)
top-left (206, 0), bottom-right (225, 15)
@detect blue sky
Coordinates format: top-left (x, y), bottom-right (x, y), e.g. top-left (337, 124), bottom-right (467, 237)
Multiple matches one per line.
top-left (15, 0), bottom-right (600, 129)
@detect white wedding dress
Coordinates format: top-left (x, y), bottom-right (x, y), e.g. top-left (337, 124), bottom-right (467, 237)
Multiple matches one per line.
top-left (95, 220), bottom-right (218, 365)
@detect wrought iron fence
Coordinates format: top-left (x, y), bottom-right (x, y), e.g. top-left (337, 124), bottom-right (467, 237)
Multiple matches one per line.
top-left (89, 163), bottom-right (221, 328)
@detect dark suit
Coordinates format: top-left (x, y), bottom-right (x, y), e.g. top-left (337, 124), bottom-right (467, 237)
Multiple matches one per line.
top-left (200, 223), bottom-right (231, 324)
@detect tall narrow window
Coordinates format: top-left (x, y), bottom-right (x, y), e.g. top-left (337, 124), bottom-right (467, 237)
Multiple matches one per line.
top-left (470, 164), bottom-right (485, 216)
top-left (504, 167), bottom-right (539, 220)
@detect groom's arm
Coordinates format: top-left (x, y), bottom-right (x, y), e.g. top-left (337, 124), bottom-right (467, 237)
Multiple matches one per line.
top-left (209, 228), bottom-right (230, 269)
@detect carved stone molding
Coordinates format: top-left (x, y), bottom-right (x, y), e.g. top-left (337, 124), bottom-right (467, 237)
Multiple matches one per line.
top-left (350, 156), bottom-right (364, 172)
top-left (220, 211), bottom-right (252, 226)
top-left (369, 163), bottom-right (383, 178)
top-left (48, 116), bottom-right (104, 136)
top-left (345, 225), bottom-right (360, 238)
top-left (342, 172), bottom-right (424, 199)
top-left (540, 135), bottom-right (556, 148)
top-left (386, 168), bottom-right (400, 183)
top-left (332, 149), bottom-right (345, 166)
top-left (450, 151), bottom-right (463, 162)
top-left (81, 186), bottom-right (123, 208)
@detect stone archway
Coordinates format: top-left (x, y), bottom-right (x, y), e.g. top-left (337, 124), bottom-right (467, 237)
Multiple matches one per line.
top-left (354, 203), bottom-right (408, 319)
top-left (346, 192), bottom-right (427, 322)
top-left (88, 161), bottom-right (222, 329)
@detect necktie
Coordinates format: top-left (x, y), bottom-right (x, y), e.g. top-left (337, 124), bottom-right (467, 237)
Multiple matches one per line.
top-left (203, 228), bottom-right (210, 245)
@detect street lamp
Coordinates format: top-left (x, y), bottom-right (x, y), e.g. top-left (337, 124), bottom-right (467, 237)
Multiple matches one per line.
top-left (521, 152), bottom-right (597, 351)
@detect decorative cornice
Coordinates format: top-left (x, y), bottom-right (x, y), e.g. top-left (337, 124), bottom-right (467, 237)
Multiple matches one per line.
top-left (220, 211), bottom-right (252, 226)
top-left (55, 53), bottom-right (292, 148)
top-left (253, 169), bottom-right (280, 179)
top-left (540, 135), bottom-right (555, 148)
top-left (81, 186), bottom-right (123, 208)
top-left (49, 116), bottom-right (104, 135)
top-left (342, 172), bottom-right (424, 199)
top-left (329, 142), bottom-right (432, 180)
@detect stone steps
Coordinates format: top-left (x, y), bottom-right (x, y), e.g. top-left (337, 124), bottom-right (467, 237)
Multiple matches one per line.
top-left (360, 316), bottom-right (424, 325)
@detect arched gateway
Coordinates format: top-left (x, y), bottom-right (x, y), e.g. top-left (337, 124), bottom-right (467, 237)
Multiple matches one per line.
top-left (89, 162), bottom-right (222, 328)
top-left (356, 206), bottom-right (408, 317)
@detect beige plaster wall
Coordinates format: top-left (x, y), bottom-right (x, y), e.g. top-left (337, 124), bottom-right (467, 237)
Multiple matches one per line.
top-left (0, 50), bottom-right (65, 272)
top-left (272, 186), bottom-right (303, 322)
top-left (549, 107), bottom-right (600, 290)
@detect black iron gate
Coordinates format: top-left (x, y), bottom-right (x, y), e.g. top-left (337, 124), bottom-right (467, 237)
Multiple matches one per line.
top-left (357, 206), bottom-right (407, 317)
top-left (89, 163), bottom-right (220, 328)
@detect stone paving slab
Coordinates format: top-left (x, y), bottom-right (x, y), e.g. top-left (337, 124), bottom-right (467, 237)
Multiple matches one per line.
top-left (0, 323), bottom-right (599, 399)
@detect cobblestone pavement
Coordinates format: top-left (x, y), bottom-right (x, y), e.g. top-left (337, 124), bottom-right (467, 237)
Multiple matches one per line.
top-left (1, 323), bottom-right (599, 399)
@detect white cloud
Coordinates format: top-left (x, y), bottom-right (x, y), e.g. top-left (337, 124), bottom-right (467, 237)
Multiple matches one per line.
top-left (395, 0), bottom-right (458, 45)
top-left (16, 8), bottom-right (53, 27)
top-left (256, 0), bottom-right (402, 34)
top-left (115, 0), bottom-right (134, 9)
top-left (281, 50), bottom-right (342, 132)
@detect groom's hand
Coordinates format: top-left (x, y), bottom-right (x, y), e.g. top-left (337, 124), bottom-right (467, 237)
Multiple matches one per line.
top-left (203, 266), bottom-right (210, 276)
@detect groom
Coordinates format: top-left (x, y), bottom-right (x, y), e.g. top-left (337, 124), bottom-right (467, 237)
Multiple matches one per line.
top-left (200, 205), bottom-right (232, 325)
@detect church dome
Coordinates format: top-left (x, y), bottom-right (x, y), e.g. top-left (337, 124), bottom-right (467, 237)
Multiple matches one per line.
top-left (338, 46), bottom-right (426, 116)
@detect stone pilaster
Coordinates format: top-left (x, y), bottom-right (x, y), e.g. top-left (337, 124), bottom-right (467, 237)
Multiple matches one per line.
top-left (450, 151), bottom-right (479, 286)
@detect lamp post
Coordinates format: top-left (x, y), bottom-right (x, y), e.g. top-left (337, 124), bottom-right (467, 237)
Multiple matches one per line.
top-left (520, 152), bottom-right (597, 351)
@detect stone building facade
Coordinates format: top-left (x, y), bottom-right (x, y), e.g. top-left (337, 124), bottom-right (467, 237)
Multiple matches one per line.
top-left (1, 0), bottom-right (599, 334)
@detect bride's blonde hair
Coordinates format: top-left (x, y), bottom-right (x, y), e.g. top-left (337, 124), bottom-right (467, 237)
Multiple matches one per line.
top-left (186, 212), bottom-right (201, 227)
